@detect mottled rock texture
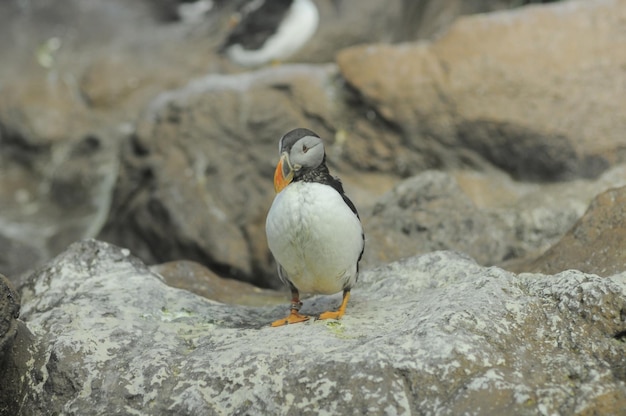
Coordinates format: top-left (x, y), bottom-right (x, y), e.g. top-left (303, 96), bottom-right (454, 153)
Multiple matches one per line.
top-left (99, 0), bottom-right (626, 287)
top-left (337, 0), bottom-right (626, 181)
top-left (365, 166), bottom-right (626, 269)
top-left (520, 186), bottom-right (626, 277)
top-left (0, 274), bottom-right (19, 356)
top-left (150, 260), bottom-right (285, 306)
top-left (3, 1), bottom-right (626, 413)
top-left (0, 274), bottom-right (38, 416)
top-left (3, 0), bottom-right (625, 283)
top-left (9, 240), bottom-right (626, 415)
top-left (99, 64), bottom-right (344, 287)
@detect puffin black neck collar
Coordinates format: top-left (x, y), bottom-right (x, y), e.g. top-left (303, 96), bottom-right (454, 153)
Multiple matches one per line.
top-left (293, 157), bottom-right (333, 184)
top-left (290, 154), bottom-right (361, 220)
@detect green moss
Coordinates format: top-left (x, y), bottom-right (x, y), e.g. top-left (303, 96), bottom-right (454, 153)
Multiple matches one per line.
top-left (324, 321), bottom-right (353, 339)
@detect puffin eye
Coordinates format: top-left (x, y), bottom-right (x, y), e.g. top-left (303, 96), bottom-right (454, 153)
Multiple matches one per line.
top-left (302, 144), bottom-right (309, 153)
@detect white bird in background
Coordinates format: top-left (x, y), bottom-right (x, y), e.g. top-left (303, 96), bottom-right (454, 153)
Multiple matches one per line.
top-left (220, 0), bottom-right (319, 67)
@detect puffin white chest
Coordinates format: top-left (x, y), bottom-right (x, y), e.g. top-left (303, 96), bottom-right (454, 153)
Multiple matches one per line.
top-left (266, 181), bottom-right (363, 295)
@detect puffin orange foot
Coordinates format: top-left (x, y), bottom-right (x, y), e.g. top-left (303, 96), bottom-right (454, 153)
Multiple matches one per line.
top-left (270, 310), bottom-right (310, 327)
top-left (318, 310), bottom-right (344, 321)
top-left (318, 290), bottom-right (351, 321)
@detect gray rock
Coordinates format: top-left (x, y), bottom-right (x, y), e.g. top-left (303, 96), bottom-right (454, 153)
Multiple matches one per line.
top-left (0, 130), bottom-right (120, 279)
top-left (291, 0), bottom-right (404, 63)
top-left (12, 239), bottom-right (626, 414)
top-left (516, 185), bottom-right (626, 277)
top-left (0, 273), bottom-right (19, 356)
top-left (397, 0), bottom-right (517, 40)
top-left (364, 166), bottom-right (626, 269)
top-left (365, 170), bottom-right (511, 266)
top-left (0, 273), bottom-right (40, 416)
top-left (0, 0), bottom-right (197, 279)
top-left (98, 64), bottom-right (342, 287)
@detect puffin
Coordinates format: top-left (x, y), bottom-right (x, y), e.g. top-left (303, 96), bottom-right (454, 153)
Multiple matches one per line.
top-left (266, 128), bottom-right (364, 327)
top-left (220, 0), bottom-right (319, 67)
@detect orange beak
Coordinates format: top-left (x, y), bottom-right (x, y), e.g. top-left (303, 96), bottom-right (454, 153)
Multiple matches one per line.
top-left (273, 153), bottom-right (294, 193)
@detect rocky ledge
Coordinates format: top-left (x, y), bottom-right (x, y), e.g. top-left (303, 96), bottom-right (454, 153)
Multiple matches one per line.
top-left (2, 239), bottom-right (625, 415)
top-left (2, 0), bottom-right (626, 414)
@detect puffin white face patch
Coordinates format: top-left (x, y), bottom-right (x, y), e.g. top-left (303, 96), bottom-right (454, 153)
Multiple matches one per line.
top-left (290, 136), bottom-right (324, 170)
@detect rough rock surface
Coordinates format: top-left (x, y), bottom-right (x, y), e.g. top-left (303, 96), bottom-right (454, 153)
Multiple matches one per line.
top-left (4, 0), bottom-right (626, 284)
top-left (364, 165), bottom-right (626, 269)
top-left (337, 0), bottom-right (626, 181)
top-left (0, 273), bottom-right (37, 416)
top-left (0, 274), bottom-right (19, 356)
top-left (98, 64), bottom-right (341, 287)
top-left (0, 0), bottom-right (213, 278)
top-left (99, 0), bottom-right (626, 288)
top-left (519, 186), bottom-right (626, 277)
top-left (3, 0), bottom-right (626, 413)
top-left (150, 260), bottom-right (285, 306)
top-left (9, 240), bottom-right (626, 415)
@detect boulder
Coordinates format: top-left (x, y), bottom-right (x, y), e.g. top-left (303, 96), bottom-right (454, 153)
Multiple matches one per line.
top-left (98, 64), bottom-right (343, 287)
top-left (0, 0), bottom-right (215, 279)
top-left (364, 170), bottom-right (511, 266)
top-left (518, 185), bottom-right (626, 277)
top-left (337, 0), bottom-right (626, 181)
top-left (0, 274), bottom-right (19, 357)
top-left (150, 260), bottom-right (285, 306)
top-left (363, 165), bottom-right (626, 269)
top-left (0, 273), bottom-right (39, 415)
top-left (0, 126), bottom-right (119, 279)
top-left (397, 0), bottom-right (517, 40)
top-left (10, 239), bottom-right (626, 414)
top-left (291, 0), bottom-right (404, 63)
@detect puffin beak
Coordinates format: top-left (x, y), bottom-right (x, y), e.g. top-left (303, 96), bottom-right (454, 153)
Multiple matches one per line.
top-left (274, 152), bottom-right (294, 193)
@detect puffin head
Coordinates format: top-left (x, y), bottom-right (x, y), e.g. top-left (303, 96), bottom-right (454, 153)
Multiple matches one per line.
top-left (273, 128), bottom-right (325, 193)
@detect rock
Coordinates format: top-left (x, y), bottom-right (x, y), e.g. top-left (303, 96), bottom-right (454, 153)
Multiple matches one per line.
top-left (12, 239), bottom-right (626, 414)
top-left (364, 171), bottom-right (510, 263)
top-left (0, 129), bottom-right (120, 280)
top-left (0, 319), bottom-right (38, 416)
top-left (291, 0), bottom-right (403, 63)
top-left (397, 0), bottom-right (516, 40)
top-left (98, 64), bottom-right (343, 287)
top-left (363, 165), bottom-right (626, 269)
top-left (0, 273), bottom-right (40, 416)
top-left (297, 0), bottom-right (527, 62)
top-left (0, 274), bottom-right (19, 356)
top-left (518, 186), bottom-right (626, 277)
top-left (0, 0), bottom-right (216, 279)
top-left (150, 260), bottom-right (285, 306)
top-left (337, 0), bottom-right (626, 181)
top-left (365, 171), bottom-right (511, 266)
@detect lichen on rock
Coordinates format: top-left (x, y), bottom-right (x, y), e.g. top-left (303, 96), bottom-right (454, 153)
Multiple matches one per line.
top-left (10, 240), bottom-right (626, 415)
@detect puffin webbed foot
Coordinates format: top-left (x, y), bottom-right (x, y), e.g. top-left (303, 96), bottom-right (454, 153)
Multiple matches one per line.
top-left (318, 290), bottom-right (351, 321)
top-left (270, 310), bottom-right (311, 327)
top-left (271, 294), bottom-right (310, 327)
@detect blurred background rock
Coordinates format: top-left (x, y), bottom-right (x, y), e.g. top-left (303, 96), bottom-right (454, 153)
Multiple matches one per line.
top-left (1, 0), bottom-right (625, 289)
top-left (3, 1), bottom-right (626, 414)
